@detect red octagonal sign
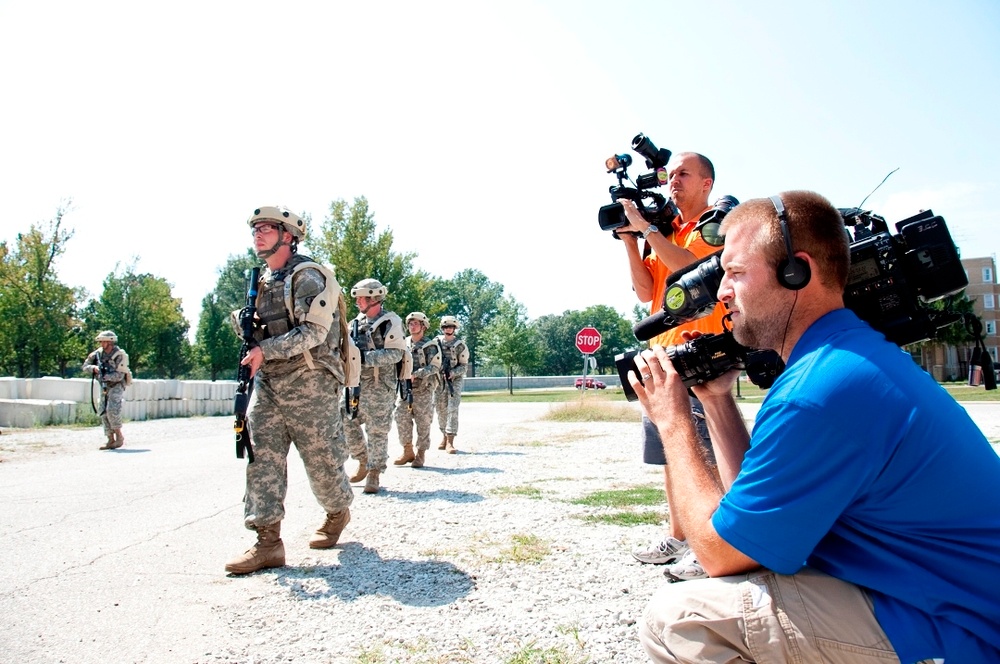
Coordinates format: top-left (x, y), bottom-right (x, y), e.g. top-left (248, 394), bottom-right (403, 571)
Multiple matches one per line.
top-left (575, 326), bottom-right (602, 354)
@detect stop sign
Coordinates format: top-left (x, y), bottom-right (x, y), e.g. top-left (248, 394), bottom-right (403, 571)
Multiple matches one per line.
top-left (575, 326), bottom-right (602, 354)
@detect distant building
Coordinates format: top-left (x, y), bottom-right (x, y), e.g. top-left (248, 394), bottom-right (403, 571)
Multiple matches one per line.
top-left (960, 254), bottom-right (1000, 370)
top-left (914, 255), bottom-right (999, 382)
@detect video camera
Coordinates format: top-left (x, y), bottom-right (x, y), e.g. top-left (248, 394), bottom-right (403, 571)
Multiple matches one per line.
top-left (615, 205), bottom-right (971, 401)
top-left (597, 133), bottom-right (678, 234)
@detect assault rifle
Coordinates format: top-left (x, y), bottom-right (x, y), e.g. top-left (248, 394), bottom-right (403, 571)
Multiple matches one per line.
top-left (233, 267), bottom-right (260, 463)
top-left (345, 319), bottom-right (361, 419)
top-left (401, 376), bottom-right (413, 411)
top-left (440, 345), bottom-right (455, 397)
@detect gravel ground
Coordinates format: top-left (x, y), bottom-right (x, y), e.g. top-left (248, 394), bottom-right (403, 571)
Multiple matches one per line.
top-left (1, 402), bottom-right (676, 664)
top-left (3, 400), bottom-right (998, 664)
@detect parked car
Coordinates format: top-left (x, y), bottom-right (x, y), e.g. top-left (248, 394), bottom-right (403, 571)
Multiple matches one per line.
top-left (574, 377), bottom-right (606, 389)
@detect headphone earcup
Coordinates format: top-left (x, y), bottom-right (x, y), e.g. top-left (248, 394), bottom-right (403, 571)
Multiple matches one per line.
top-left (777, 257), bottom-right (811, 290)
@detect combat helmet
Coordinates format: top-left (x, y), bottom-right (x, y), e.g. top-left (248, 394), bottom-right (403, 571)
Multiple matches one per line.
top-left (405, 312), bottom-right (430, 329)
top-left (351, 278), bottom-right (387, 302)
top-left (95, 330), bottom-right (118, 343)
top-left (440, 315), bottom-right (460, 331)
top-left (247, 206), bottom-right (306, 240)
top-left (247, 205), bottom-right (306, 259)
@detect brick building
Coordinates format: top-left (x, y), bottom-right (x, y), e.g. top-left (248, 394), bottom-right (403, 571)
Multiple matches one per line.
top-left (912, 255), bottom-right (999, 382)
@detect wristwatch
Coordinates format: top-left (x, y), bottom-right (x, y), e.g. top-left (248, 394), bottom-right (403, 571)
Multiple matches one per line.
top-left (642, 224), bottom-right (659, 238)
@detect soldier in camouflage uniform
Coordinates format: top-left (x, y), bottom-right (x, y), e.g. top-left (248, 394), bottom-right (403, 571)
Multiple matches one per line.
top-left (434, 315), bottom-right (470, 454)
top-left (344, 278), bottom-right (406, 494)
top-left (225, 206), bottom-right (355, 576)
top-left (393, 312), bottom-right (442, 469)
top-left (82, 330), bottom-right (131, 450)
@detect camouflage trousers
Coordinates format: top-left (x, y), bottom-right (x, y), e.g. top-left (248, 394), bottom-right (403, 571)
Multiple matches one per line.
top-left (435, 375), bottom-right (464, 435)
top-left (343, 376), bottom-right (397, 473)
top-left (244, 369), bottom-right (353, 530)
top-left (395, 383), bottom-right (436, 451)
top-left (99, 383), bottom-right (125, 434)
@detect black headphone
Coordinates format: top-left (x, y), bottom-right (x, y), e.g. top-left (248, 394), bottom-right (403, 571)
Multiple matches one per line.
top-left (769, 194), bottom-right (810, 290)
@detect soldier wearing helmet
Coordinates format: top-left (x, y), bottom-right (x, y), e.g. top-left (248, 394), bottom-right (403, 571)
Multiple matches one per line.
top-left (343, 278), bottom-right (406, 494)
top-left (225, 205), bottom-right (355, 576)
top-left (247, 205), bottom-right (307, 260)
top-left (434, 315), bottom-right (470, 453)
top-left (82, 330), bottom-right (132, 450)
top-left (393, 312), bottom-right (442, 468)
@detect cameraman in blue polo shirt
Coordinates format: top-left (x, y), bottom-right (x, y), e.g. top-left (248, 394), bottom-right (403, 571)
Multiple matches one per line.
top-left (630, 190), bottom-right (1000, 663)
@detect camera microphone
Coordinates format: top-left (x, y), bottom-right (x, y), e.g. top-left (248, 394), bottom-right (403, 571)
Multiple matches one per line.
top-left (633, 310), bottom-right (674, 342)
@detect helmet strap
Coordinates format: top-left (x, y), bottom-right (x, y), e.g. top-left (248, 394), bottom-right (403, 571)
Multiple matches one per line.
top-left (255, 230), bottom-right (295, 260)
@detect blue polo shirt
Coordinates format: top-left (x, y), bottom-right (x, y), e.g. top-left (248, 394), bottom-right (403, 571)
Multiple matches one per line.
top-left (713, 308), bottom-right (1000, 662)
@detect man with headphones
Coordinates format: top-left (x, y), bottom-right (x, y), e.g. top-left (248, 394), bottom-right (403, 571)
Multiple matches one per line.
top-left (631, 191), bottom-right (1000, 662)
top-left (617, 151), bottom-right (729, 581)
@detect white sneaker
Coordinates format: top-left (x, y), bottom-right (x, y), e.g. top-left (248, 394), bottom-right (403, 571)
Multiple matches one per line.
top-left (663, 549), bottom-right (708, 582)
top-left (631, 536), bottom-right (689, 565)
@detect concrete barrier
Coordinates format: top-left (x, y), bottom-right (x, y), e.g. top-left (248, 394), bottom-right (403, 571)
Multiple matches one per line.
top-left (0, 375), bottom-right (618, 428)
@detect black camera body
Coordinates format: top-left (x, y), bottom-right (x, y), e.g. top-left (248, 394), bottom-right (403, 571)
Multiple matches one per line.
top-left (616, 337), bottom-right (783, 401)
top-left (598, 133), bottom-right (678, 233)
top-left (616, 205), bottom-right (969, 401)
top-left (842, 208), bottom-right (967, 346)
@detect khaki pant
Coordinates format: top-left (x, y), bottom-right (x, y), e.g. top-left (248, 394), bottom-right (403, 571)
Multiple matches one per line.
top-left (640, 568), bottom-right (903, 663)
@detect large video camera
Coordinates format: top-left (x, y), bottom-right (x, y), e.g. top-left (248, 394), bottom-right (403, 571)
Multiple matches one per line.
top-left (616, 205), bottom-right (970, 401)
top-left (597, 133), bottom-right (678, 234)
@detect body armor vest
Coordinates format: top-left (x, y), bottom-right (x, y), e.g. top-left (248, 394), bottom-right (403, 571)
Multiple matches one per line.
top-left (256, 255), bottom-right (346, 381)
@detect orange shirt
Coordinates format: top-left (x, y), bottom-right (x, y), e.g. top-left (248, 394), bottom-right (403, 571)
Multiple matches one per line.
top-left (642, 207), bottom-right (728, 347)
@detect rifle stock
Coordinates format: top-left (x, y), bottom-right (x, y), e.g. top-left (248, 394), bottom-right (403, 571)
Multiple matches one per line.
top-left (234, 267), bottom-right (260, 463)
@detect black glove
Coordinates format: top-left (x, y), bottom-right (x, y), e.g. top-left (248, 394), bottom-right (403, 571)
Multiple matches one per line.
top-left (359, 348), bottom-right (367, 365)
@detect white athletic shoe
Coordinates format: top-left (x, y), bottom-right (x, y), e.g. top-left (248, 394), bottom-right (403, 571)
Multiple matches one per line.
top-left (663, 549), bottom-right (708, 582)
top-left (631, 536), bottom-right (690, 565)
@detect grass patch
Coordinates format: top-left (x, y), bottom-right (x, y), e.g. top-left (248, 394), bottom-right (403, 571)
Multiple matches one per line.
top-left (463, 381), bottom-right (1000, 404)
top-left (492, 485), bottom-right (545, 499)
top-left (572, 486), bottom-right (663, 508)
top-left (579, 511), bottom-right (663, 527)
top-left (504, 641), bottom-right (587, 664)
top-left (541, 400), bottom-right (639, 423)
top-left (493, 533), bottom-right (550, 564)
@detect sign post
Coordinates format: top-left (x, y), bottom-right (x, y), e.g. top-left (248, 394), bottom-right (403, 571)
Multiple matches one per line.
top-left (575, 326), bottom-right (603, 390)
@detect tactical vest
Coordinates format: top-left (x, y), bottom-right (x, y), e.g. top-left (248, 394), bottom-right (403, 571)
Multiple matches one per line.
top-left (255, 255), bottom-right (358, 384)
top-left (92, 347), bottom-right (133, 387)
top-left (410, 336), bottom-right (441, 371)
top-left (353, 310), bottom-right (410, 383)
top-left (437, 336), bottom-right (470, 368)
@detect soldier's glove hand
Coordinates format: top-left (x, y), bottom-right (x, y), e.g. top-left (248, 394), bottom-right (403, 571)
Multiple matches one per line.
top-left (359, 348), bottom-right (367, 365)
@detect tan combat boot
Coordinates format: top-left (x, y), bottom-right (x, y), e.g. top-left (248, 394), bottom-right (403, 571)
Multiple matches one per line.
top-left (109, 429), bottom-right (125, 449)
top-left (225, 523), bottom-right (285, 575)
top-left (445, 433), bottom-right (457, 454)
top-left (363, 469), bottom-right (381, 494)
top-left (393, 444), bottom-right (415, 465)
top-left (411, 448), bottom-right (426, 468)
top-left (99, 432), bottom-right (115, 450)
top-left (349, 455), bottom-right (368, 483)
top-left (309, 508), bottom-right (351, 549)
top-left (438, 433), bottom-right (447, 450)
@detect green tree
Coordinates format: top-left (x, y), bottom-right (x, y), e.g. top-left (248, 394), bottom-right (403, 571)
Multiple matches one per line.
top-left (311, 196), bottom-right (436, 321)
top-left (195, 250), bottom-right (260, 380)
top-left (479, 296), bottom-right (542, 393)
top-left (82, 265), bottom-right (190, 376)
top-left (533, 305), bottom-right (635, 376)
top-left (0, 205), bottom-right (86, 377)
top-left (436, 269), bottom-right (505, 377)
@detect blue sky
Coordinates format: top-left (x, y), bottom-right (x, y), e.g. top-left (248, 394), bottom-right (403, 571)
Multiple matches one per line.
top-left (3, 0), bottom-right (998, 333)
